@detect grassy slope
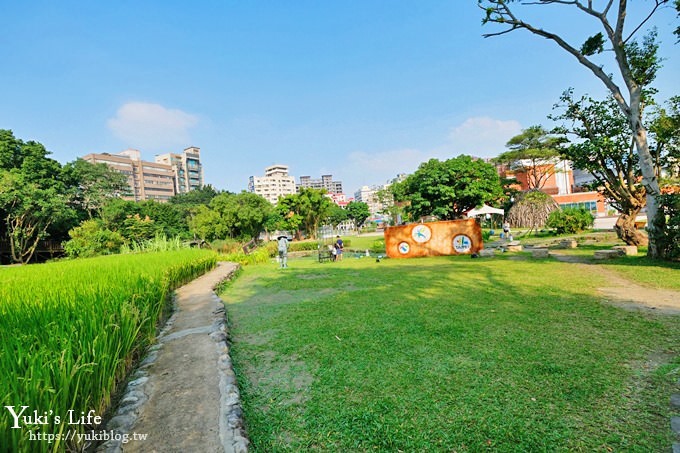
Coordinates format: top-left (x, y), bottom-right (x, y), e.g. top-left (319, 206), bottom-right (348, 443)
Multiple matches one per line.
top-left (221, 255), bottom-right (679, 452)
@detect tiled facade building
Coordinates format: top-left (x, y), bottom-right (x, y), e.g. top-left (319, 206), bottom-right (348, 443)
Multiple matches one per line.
top-left (248, 164), bottom-right (297, 204)
top-left (155, 147), bottom-right (204, 195)
top-left (297, 174), bottom-right (343, 194)
top-left (82, 147), bottom-right (203, 202)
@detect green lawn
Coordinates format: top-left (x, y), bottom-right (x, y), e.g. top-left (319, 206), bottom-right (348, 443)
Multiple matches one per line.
top-left (220, 255), bottom-right (679, 452)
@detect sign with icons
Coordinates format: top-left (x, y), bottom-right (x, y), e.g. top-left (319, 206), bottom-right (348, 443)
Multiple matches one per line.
top-left (383, 219), bottom-right (483, 258)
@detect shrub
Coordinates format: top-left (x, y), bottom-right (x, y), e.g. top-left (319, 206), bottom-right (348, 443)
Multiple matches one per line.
top-left (370, 239), bottom-right (386, 254)
top-left (655, 193), bottom-right (680, 260)
top-left (64, 219), bottom-right (125, 258)
top-left (212, 238), bottom-right (248, 254)
top-left (221, 247), bottom-right (271, 265)
top-left (289, 241), bottom-right (320, 252)
top-left (546, 207), bottom-right (594, 234)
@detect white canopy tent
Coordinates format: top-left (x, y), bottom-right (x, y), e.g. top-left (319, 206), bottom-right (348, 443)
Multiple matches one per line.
top-left (467, 204), bottom-right (505, 218)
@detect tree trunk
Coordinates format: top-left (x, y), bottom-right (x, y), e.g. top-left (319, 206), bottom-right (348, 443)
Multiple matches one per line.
top-left (614, 212), bottom-right (648, 247)
top-left (631, 121), bottom-right (664, 257)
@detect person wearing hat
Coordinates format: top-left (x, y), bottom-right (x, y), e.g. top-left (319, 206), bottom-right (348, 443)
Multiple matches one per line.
top-left (277, 235), bottom-right (289, 268)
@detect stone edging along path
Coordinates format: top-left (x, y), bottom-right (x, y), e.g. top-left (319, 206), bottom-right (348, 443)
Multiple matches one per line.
top-left (96, 261), bottom-right (248, 453)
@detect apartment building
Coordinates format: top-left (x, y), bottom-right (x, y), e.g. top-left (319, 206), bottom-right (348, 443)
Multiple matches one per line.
top-left (354, 185), bottom-right (384, 216)
top-left (82, 149), bottom-right (177, 202)
top-left (297, 174), bottom-right (343, 194)
top-left (498, 159), bottom-right (606, 216)
top-left (248, 164), bottom-right (297, 204)
top-left (155, 146), bottom-right (204, 194)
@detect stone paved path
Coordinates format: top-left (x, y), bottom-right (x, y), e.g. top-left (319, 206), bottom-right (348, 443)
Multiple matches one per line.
top-left (99, 262), bottom-right (246, 453)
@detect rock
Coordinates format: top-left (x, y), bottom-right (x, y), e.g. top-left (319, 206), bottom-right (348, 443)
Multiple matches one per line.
top-left (506, 244), bottom-right (523, 252)
top-left (612, 245), bottom-right (638, 256)
top-left (106, 415), bottom-right (135, 431)
top-left (672, 416), bottom-right (680, 435)
top-left (531, 248), bottom-right (550, 258)
top-left (559, 239), bottom-right (577, 249)
top-left (671, 394), bottom-right (680, 410)
top-left (479, 249), bottom-right (496, 257)
top-left (127, 377), bottom-right (148, 387)
top-left (594, 250), bottom-right (622, 260)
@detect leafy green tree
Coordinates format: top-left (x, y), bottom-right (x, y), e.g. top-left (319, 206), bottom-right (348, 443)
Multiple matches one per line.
top-left (0, 130), bottom-right (75, 263)
top-left (189, 191), bottom-right (272, 241)
top-left (276, 188), bottom-right (332, 239)
top-left (99, 198), bottom-right (190, 239)
top-left (375, 187), bottom-right (405, 226)
top-left (169, 184), bottom-right (221, 222)
top-left (325, 203), bottom-right (349, 227)
top-left (648, 96), bottom-right (680, 182)
top-left (478, 0), bottom-right (674, 257)
top-left (345, 201), bottom-right (371, 228)
top-left (121, 214), bottom-right (161, 243)
top-left (494, 126), bottom-right (564, 190)
top-left (189, 205), bottom-right (226, 241)
top-left (399, 156), bottom-right (503, 220)
top-left (137, 200), bottom-right (190, 238)
top-left (551, 90), bottom-right (648, 245)
top-left (61, 158), bottom-right (130, 220)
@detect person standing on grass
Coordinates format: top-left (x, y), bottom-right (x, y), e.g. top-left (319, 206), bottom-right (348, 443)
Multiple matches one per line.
top-left (335, 235), bottom-right (344, 261)
top-left (277, 235), bottom-right (289, 268)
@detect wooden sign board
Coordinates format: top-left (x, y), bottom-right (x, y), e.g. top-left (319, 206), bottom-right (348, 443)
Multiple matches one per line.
top-left (384, 219), bottom-right (483, 258)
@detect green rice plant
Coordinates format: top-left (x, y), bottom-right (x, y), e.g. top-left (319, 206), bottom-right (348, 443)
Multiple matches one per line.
top-left (0, 249), bottom-right (216, 452)
top-left (221, 247), bottom-right (271, 266)
top-left (121, 234), bottom-right (187, 254)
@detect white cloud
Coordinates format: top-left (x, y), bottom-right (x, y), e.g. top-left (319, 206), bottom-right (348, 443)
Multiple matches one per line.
top-left (343, 148), bottom-right (426, 193)
top-left (341, 116), bottom-right (523, 194)
top-left (107, 102), bottom-right (198, 150)
top-left (448, 116), bottom-right (522, 157)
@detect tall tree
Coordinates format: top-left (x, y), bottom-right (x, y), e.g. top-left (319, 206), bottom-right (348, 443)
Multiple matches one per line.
top-left (325, 203), bottom-right (349, 228)
top-left (276, 188), bottom-right (332, 239)
top-left (61, 158), bottom-right (130, 220)
top-left (398, 155), bottom-right (503, 220)
top-left (648, 96), bottom-right (680, 182)
top-left (494, 126), bottom-right (564, 190)
top-left (345, 201), bottom-right (371, 228)
top-left (551, 90), bottom-right (648, 245)
top-left (190, 191), bottom-right (272, 241)
top-left (479, 0), bottom-right (673, 258)
top-left (0, 130), bottom-right (75, 263)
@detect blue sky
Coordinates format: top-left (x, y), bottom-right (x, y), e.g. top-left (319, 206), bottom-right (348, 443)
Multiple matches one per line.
top-left (2, 1), bottom-right (678, 196)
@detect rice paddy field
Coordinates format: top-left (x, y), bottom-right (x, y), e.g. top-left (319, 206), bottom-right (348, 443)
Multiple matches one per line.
top-left (0, 249), bottom-right (216, 452)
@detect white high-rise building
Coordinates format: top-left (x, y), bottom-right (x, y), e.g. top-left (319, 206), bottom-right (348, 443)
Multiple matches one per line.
top-left (248, 164), bottom-right (297, 204)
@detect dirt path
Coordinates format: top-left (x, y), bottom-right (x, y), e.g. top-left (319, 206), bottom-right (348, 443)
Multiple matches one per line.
top-left (550, 252), bottom-right (680, 315)
top-left (98, 262), bottom-right (247, 453)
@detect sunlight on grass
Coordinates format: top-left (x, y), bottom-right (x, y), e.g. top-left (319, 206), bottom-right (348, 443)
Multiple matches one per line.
top-left (220, 255), bottom-right (679, 452)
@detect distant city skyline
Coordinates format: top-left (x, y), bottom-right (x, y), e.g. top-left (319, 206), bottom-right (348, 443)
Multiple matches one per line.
top-left (2, 2), bottom-right (677, 196)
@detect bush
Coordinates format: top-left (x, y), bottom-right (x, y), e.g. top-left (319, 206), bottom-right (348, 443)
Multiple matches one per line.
top-left (212, 238), bottom-right (249, 254)
top-left (289, 241), bottom-right (320, 252)
top-left (546, 208), bottom-right (594, 234)
top-left (655, 193), bottom-right (680, 260)
top-left (370, 239), bottom-right (386, 254)
top-left (220, 247), bottom-right (271, 265)
top-left (64, 220), bottom-right (125, 258)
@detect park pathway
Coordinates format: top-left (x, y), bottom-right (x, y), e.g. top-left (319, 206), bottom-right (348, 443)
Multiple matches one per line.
top-left (549, 251), bottom-right (680, 315)
top-left (97, 261), bottom-right (248, 453)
